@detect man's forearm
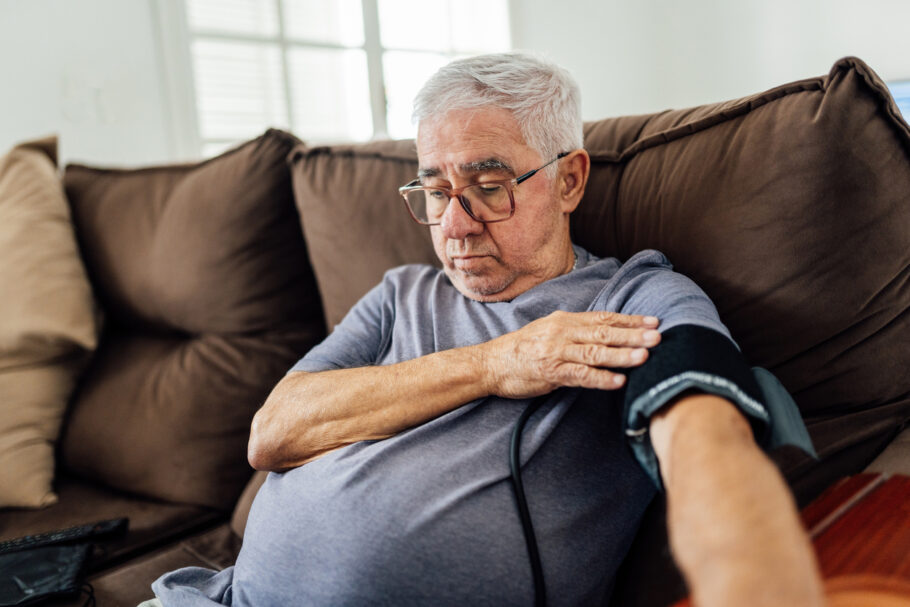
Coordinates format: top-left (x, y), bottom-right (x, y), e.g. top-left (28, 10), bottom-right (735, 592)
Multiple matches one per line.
top-left (651, 395), bottom-right (825, 607)
top-left (248, 345), bottom-right (490, 471)
top-left (249, 310), bottom-right (658, 472)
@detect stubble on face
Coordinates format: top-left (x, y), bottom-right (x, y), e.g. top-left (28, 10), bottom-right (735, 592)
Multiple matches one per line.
top-left (441, 244), bottom-right (515, 297)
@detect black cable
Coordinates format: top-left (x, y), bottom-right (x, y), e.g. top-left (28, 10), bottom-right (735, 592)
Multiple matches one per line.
top-left (80, 582), bottom-right (96, 607)
top-left (509, 395), bottom-right (549, 607)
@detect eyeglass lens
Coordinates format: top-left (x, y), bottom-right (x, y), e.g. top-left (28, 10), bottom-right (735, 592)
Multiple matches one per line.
top-left (405, 183), bottom-right (511, 224)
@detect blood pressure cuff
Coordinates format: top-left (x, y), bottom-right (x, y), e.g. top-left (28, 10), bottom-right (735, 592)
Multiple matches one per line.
top-left (623, 324), bottom-right (816, 490)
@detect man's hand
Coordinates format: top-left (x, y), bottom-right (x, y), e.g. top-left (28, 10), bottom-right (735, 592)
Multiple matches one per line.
top-left (479, 310), bottom-right (661, 398)
top-left (651, 395), bottom-right (826, 607)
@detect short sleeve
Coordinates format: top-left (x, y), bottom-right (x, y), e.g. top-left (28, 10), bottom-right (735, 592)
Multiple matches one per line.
top-left (289, 279), bottom-right (390, 373)
top-left (592, 249), bottom-right (732, 338)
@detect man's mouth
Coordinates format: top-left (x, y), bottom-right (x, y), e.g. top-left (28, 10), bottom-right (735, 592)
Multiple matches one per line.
top-left (450, 254), bottom-right (492, 270)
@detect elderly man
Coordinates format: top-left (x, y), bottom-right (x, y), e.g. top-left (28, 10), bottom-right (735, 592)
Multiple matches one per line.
top-left (152, 54), bottom-right (823, 607)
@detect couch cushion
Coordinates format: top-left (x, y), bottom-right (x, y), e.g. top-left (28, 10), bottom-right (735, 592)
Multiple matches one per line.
top-left (0, 136), bottom-right (100, 508)
top-left (59, 129), bottom-right (327, 509)
top-left (0, 474), bottom-right (223, 574)
top-left (289, 140), bottom-right (436, 330)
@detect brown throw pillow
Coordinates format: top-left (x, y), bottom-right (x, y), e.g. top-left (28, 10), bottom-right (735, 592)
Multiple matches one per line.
top-left (0, 136), bottom-right (100, 508)
top-left (60, 129), bottom-right (326, 509)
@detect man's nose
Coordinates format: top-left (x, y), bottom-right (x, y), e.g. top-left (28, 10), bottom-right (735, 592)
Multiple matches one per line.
top-left (439, 195), bottom-right (484, 239)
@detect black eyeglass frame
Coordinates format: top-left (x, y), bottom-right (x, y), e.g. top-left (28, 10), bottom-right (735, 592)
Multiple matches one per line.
top-left (399, 151), bottom-right (570, 226)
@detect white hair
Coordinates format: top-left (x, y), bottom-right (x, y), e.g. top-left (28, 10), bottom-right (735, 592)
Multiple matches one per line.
top-left (412, 52), bottom-right (583, 178)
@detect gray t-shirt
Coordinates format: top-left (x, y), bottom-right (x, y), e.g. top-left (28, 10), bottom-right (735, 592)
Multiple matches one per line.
top-left (153, 247), bottom-right (736, 606)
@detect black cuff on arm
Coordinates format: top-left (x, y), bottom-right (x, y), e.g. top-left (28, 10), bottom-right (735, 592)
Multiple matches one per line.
top-left (623, 325), bottom-right (770, 490)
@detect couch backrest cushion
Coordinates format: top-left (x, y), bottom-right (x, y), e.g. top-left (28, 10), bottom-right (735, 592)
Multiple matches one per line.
top-left (0, 136), bottom-right (100, 508)
top-left (61, 129), bottom-right (326, 509)
top-left (289, 58), bottom-right (910, 497)
top-left (289, 140), bottom-right (436, 329)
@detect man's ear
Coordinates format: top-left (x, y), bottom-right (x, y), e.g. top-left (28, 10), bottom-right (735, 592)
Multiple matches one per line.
top-left (558, 149), bottom-right (590, 214)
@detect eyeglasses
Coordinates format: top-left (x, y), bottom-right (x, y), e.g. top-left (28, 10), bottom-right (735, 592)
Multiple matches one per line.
top-left (399, 152), bottom-right (569, 226)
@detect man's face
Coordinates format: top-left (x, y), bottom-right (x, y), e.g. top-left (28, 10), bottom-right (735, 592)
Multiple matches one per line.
top-left (416, 107), bottom-right (574, 302)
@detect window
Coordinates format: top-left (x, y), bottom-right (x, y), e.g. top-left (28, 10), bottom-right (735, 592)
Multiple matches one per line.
top-left (182, 0), bottom-right (511, 157)
top-left (889, 80), bottom-right (910, 120)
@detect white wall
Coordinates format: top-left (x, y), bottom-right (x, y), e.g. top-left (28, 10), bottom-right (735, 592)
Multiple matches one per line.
top-left (510, 0), bottom-right (910, 120)
top-left (0, 0), bottom-right (176, 166)
top-left (2, 0), bottom-right (908, 167)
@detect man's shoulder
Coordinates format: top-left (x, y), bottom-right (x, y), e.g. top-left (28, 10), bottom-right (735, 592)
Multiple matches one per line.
top-left (610, 249), bottom-right (703, 292)
top-left (583, 248), bottom-right (679, 294)
top-left (589, 248), bottom-right (717, 321)
top-left (576, 247), bottom-right (671, 275)
top-left (617, 249), bottom-right (674, 274)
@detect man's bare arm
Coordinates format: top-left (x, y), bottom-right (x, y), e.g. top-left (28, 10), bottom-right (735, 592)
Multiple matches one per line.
top-left (249, 347), bottom-right (490, 471)
top-left (248, 311), bottom-right (660, 471)
top-left (651, 394), bottom-right (825, 607)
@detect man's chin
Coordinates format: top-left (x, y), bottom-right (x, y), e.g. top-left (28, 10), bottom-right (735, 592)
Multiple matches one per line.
top-left (445, 267), bottom-right (514, 302)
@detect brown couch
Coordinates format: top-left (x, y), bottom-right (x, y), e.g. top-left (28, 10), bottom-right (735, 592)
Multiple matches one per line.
top-left (1, 56), bottom-right (907, 607)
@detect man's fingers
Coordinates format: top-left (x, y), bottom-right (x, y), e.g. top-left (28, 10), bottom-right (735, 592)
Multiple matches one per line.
top-left (581, 310), bottom-right (660, 329)
top-left (565, 324), bottom-right (661, 348)
top-left (557, 363), bottom-right (627, 390)
top-left (564, 344), bottom-right (650, 368)
top-left (545, 311), bottom-right (661, 346)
